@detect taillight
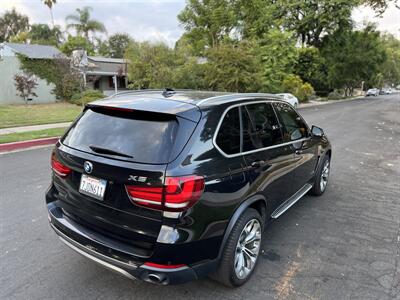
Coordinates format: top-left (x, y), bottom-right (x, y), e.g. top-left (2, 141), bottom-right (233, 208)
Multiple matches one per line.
top-left (126, 175), bottom-right (205, 212)
top-left (51, 152), bottom-right (72, 177)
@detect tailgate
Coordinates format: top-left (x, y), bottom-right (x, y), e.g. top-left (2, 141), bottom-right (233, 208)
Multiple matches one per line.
top-left (52, 145), bottom-right (166, 252)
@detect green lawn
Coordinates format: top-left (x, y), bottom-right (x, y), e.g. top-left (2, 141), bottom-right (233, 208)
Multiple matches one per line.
top-left (0, 103), bottom-right (82, 129)
top-left (0, 127), bottom-right (67, 144)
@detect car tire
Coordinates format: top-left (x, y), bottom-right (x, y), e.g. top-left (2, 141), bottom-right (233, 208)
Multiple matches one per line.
top-left (310, 154), bottom-right (331, 196)
top-left (210, 208), bottom-right (263, 287)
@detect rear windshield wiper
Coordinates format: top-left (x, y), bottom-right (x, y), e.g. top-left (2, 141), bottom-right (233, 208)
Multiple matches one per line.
top-left (89, 145), bottom-right (133, 159)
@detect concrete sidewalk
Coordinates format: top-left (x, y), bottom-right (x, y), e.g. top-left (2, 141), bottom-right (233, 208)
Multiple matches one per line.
top-left (0, 122), bottom-right (71, 135)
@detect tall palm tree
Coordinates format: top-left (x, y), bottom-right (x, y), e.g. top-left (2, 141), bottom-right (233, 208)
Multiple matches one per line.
top-left (43, 0), bottom-right (56, 28)
top-left (66, 7), bottom-right (106, 40)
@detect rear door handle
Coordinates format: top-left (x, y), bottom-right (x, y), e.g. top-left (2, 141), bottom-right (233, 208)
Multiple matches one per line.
top-left (295, 150), bottom-right (303, 155)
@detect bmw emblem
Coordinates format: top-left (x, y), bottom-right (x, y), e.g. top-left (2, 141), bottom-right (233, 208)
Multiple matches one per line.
top-left (84, 161), bottom-right (93, 174)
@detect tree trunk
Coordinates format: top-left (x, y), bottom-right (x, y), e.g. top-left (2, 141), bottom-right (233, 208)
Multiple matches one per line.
top-left (50, 8), bottom-right (55, 28)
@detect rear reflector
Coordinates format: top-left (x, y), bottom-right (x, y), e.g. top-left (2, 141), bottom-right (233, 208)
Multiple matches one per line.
top-left (51, 152), bottom-right (72, 177)
top-left (126, 175), bottom-right (205, 212)
top-left (143, 262), bottom-right (187, 269)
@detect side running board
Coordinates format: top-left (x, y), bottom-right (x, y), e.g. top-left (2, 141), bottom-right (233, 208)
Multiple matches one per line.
top-left (271, 183), bottom-right (313, 219)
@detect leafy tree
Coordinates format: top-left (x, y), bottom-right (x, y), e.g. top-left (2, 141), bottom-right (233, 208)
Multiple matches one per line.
top-left (125, 41), bottom-right (176, 89)
top-left (173, 39), bottom-right (207, 89)
top-left (66, 6), bottom-right (106, 40)
top-left (380, 33), bottom-right (400, 87)
top-left (223, 0), bottom-right (359, 47)
top-left (277, 0), bottom-right (355, 47)
top-left (173, 57), bottom-right (207, 89)
top-left (43, 0), bottom-right (57, 28)
top-left (0, 8), bottom-right (30, 43)
top-left (94, 37), bottom-right (109, 56)
top-left (60, 35), bottom-right (95, 56)
top-left (258, 29), bottom-right (298, 93)
top-left (204, 40), bottom-right (262, 92)
top-left (10, 31), bottom-right (29, 43)
top-left (28, 24), bottom-right (63, 46)
top-left (294, 47), bottom-right (328, 94)
top-left (178, 0), bottom-right (238, 53)
top-left (99, 33), bottom-right (132, 58)
top-left (14, 73), bottom-right (38, 103)
top-left (321, 24), bottom-right (386, 96)
top-left (361, 0), bottom-right (399, 15)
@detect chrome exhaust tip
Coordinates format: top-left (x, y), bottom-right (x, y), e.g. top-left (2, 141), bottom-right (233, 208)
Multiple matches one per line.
top-left (147, 273), bottom-right (168, 285)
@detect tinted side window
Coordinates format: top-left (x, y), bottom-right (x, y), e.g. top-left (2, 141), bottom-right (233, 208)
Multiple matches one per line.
top-left (273, 102), bottom-right (309, 141)
top-left (216, 107), bottom-right (240, 155)
top-left (242, 103), bottom-right (283, 152)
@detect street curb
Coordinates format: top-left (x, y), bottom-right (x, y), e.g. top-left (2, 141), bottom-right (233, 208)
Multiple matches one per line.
top-left (0, 137), bottom-right (59, 153)
top-left (298, 96), bottom-right (364, 109)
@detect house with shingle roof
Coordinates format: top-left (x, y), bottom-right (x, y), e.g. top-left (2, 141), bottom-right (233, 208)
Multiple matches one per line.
top-left (0, 43), bottom-right (62, 105)
top-left (72, 52), bottom-right (128, 96)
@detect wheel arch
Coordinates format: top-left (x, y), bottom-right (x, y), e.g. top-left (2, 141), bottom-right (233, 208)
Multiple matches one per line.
top-left (217, 195), bottom-right (267, 259)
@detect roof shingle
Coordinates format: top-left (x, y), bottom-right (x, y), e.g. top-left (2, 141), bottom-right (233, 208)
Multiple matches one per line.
top-left (4, 43), bottom-right (62, 59)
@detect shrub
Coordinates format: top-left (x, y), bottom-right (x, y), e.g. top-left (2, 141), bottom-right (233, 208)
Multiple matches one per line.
top-left (14, 73), bottom-right (38, 103)
top-left (282, 74), bottom-right (314, 102)
top-left (327, 90), bottom-right (345, 100)
top-left (70, 90), bottom-right (105, 106)
top-left (17, 54), bottom-right (82, 101)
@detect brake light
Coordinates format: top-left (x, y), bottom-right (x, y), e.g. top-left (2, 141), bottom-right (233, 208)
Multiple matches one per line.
top-left (51, 152), bottom-right (72, 177)
top-left (126, 175), bottom-right (205, 212)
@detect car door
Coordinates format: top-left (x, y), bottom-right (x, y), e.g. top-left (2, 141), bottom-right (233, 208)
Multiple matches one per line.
top-left (273, 102), bottom-right (319, 192)
top-left (241, 102), bottom-right (298, 212)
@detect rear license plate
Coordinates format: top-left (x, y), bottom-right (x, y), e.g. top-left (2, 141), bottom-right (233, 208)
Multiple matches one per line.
top-left (79, 174), bottom-right (107, 200)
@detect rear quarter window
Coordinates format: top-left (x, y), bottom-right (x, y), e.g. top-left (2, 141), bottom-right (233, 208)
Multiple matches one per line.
top-left (215, 107), bottom-right (240, 155)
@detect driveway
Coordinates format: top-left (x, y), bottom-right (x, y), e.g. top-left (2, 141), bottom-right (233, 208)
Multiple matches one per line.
top-left (1, 94), bottom-right (399, 299)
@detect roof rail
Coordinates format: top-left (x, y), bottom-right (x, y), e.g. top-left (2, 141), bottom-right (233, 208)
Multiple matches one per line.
top-left (196, 93), bottom-right (280, 106)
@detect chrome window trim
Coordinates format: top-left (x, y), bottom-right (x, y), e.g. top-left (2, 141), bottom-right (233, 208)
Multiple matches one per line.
top-left (212, 99), bottom-right (311, 159)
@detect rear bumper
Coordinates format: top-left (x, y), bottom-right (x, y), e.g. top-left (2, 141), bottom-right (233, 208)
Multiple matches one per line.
top-left (47, 201), bottom-right (218, 285)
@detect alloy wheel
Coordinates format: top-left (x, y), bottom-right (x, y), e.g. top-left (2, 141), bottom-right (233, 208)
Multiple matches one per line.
top-left (320, 159), bottom-right (330, 192)
top-left (234, 219), bottom-right (261, 279)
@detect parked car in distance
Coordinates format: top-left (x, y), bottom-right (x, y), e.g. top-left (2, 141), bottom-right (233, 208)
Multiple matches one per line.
top-left (366, 88), bottom-right (379, 96)
top-left (46, 90), bottom-right (332, 287)
top-left (380, 88), bottom-right (391, 95)
top-left (276, 93), bottom-right (299, 108)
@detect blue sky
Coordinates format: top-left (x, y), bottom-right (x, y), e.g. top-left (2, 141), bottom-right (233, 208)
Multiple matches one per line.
top-left (0, 0), bottom-right (399, 47)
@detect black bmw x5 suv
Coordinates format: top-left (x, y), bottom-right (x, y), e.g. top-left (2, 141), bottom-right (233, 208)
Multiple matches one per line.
top-left (46, 90), bottom-right (331, 287)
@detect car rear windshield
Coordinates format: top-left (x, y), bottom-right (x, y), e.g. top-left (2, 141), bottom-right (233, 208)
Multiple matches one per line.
top-left (62, 107), bottom-right (181, 164)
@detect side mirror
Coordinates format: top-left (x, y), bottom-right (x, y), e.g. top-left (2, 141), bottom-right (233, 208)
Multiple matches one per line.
top-left (311, 125), bottom-right (324, 138)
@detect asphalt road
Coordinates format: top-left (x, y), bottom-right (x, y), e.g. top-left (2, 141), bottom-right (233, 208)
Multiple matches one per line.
top-left (1, 94), bottom-right (399, 300)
